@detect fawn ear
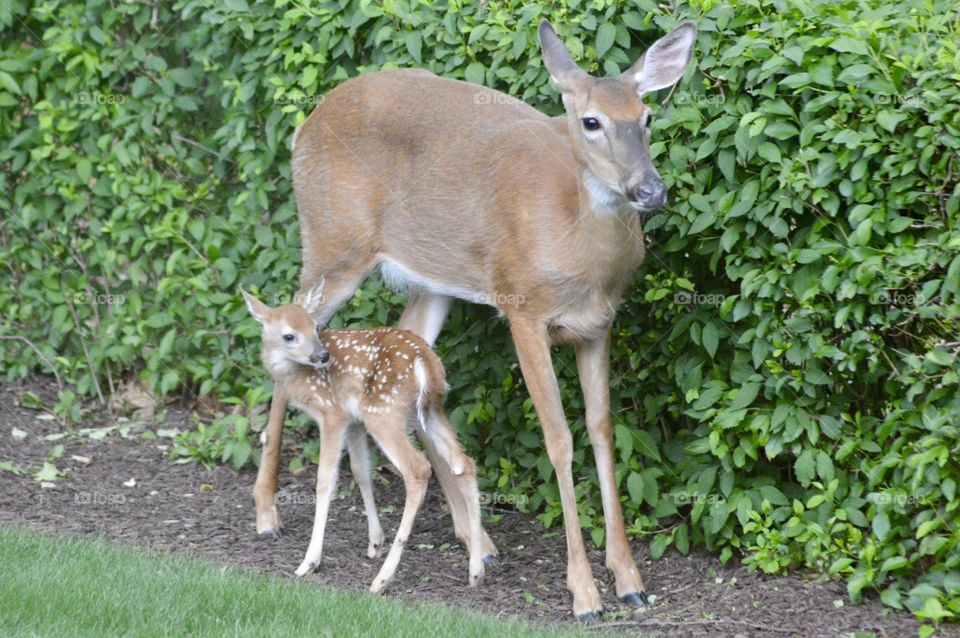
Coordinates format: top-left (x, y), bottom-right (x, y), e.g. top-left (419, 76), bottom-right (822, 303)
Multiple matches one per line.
top-left (240, 288), bottom-right (270, 324)
top-left (302, 277), bottom-right (325, 316)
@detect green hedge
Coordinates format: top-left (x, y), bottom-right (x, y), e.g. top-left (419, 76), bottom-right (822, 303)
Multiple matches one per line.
top-left (1, 0), bottom-right (958, 625)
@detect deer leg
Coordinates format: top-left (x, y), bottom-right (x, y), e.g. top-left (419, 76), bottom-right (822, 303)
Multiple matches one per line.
top-left (509, 315), bottom-right (603, 621)
top-left (364, 414), bottom-right (432, 594)
top-left (399, 289), bottom-right (492, 552)
top-left (294, 413), bottom-right (349, 577)
top-left (346, 422), bottom-right (384, 558)
top-left (401, 290), bottom-right (497, 563)
top-left (417, 431), bottom-right (498, 564)
top-left (421, 405), bottom-right (491, 586)
top-left (398, 289), bottom-right (450, 346)
top-left (576, 333), bottom-right (647, 606)
top-left (253, 385), bottom-right (288, 538)
top-left (299, 264), bottom-right (372, 326)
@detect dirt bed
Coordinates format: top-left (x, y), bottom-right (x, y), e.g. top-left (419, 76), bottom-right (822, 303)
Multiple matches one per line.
top-left (0, 378), bottom-right (945, 637)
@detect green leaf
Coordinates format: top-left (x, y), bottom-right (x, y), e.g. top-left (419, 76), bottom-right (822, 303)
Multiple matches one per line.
top-left (596, 23), bottom-right (616, 59)
top-left (168, 68), bottom-right (196, 88)
top-left (872, 511), bottom-right (890, 541)
top-left (76, 158), bottom-right (92, 183)
top-left (649, 533), bottom-right (671, 560)
top-left (464, 62), bottom-right (485, 86)
top-left (702, 322), bottom-right (719, 359)
top-left (0, 71), bottom-right (21, 94)
top-left (254, 224), bottom-right (273, 248)
top-left (627, 472), bottom-right (644, 505)
top-left (795, 449), bottom-right (815, 486)
top-left (829, 36), bottom-right (869, 56)
top-left (876, 111), bottom-right (908, 133)
top-left (403, 31), bottom-right (423, 65)
top-left (34, 462), bottom-right (60, 482)
top-left (729, 381), bottom-right (760, 411)
top-left (688, 210), bottom-right (716, 235)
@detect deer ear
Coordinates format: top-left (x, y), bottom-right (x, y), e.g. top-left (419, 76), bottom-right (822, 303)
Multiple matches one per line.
top-left (302, 277), bottom-right (325, 316)
top-left (624, 21), bottom-right (697, 97)
top-left (240, 288), bottom-right (270, 324)
top-left (538, 20), bottom-right (589, 93)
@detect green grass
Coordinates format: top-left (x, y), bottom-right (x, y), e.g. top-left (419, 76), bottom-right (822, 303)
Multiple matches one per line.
top-left (0, 525), bottom-right (586, 638)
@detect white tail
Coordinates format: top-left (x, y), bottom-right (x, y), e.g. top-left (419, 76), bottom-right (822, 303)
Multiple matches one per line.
top-left (253, 19), bottom-right (697, 619)
top-left (241, 285), bottom-right (496, 592)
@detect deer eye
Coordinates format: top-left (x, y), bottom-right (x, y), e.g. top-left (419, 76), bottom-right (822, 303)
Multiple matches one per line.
top-left (282, 334), bottom-right (295, 343)
top-left (643, 112), bottom-right (653, 128)
top-left (582, 117), bottom-right (601, 131)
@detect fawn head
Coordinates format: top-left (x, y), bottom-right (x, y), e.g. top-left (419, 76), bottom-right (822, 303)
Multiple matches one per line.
top-left (538, 20), bottom-right (696, 213)
top-left (241, 279), bottom-right (331, 375)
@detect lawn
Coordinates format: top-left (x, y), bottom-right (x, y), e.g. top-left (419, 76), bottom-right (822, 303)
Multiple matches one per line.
top-left (0, 525), bottom-right (586, 638)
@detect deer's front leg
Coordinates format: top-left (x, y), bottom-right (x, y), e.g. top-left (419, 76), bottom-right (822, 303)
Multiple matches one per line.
top-left (576, 333), bottom-right (647, 607)
top-left (509, 316), bottom-right (602, 622)
top-left (253, 388), bottom-right (289, 539)
top-left (295, 412), bottom-right (349, 576)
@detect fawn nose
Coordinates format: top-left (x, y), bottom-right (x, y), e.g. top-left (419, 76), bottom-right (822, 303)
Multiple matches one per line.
top-left (310, 349), bottom-right (330, 366)
top-left (629, 180), bottom-right (666, 209)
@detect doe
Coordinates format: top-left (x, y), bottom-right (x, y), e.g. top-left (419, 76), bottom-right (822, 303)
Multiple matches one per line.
top-left (241, 282), bottom-right (496, 592)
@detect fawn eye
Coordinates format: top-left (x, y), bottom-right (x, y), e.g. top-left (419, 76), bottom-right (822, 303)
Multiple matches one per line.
top-left (582, 117), bottom-right (601, 131)
top-left (643, 112), bottom-right (653, 128)
top-left (282, 334), bottom-right (295, 343)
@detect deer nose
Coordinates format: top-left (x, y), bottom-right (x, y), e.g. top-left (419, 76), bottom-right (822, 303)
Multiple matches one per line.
top-left (310, 349), bottom-right (331, 366)
top-left (630, 181), bottom-right (666, 209)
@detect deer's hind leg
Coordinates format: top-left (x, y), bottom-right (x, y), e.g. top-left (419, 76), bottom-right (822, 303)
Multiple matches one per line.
top-left (420, 404), bottom-right (492, 587)
top-left (346, 422), bottom-right (384, 558)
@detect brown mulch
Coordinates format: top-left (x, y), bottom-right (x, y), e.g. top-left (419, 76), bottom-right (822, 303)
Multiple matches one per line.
top-left (0, 377), bottom-right (949, 638)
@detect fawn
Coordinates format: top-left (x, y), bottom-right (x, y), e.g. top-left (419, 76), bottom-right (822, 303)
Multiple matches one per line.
top-left (241, 281), bottom-right (495, 592)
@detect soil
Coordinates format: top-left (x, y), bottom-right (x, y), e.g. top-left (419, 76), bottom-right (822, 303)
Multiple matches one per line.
top-left (0, 377), bottom-right (950, 638)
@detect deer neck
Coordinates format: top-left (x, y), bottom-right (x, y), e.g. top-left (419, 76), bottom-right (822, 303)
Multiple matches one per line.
top-left (579, 170), bottom-right (632, 217)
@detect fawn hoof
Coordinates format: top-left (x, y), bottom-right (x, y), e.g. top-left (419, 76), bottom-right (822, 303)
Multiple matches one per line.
top-left (621, 591), bottom-right (649, 607)
top-left (482, 554), bottom-right (499, 567)
top-left (366, 543), bottom-right (382, 559)
top-left (468, 568), bottom-right (485, 587)
top-left (294, 560), bottom-right (317, 577)
top-left (259, 527), bottom-right (283, 541)
top-left (576, 610), bottom-right (603, 624)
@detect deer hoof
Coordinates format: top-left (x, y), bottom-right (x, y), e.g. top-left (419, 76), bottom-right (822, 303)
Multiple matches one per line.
top-left (259, 528), bottom-right (283, 541)
top-left (482, 554), bottom-right (498, 567)
top-left (621, 591), bottom-right (649, 607)
top-left (576, 610), bottom-right (602, 624)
